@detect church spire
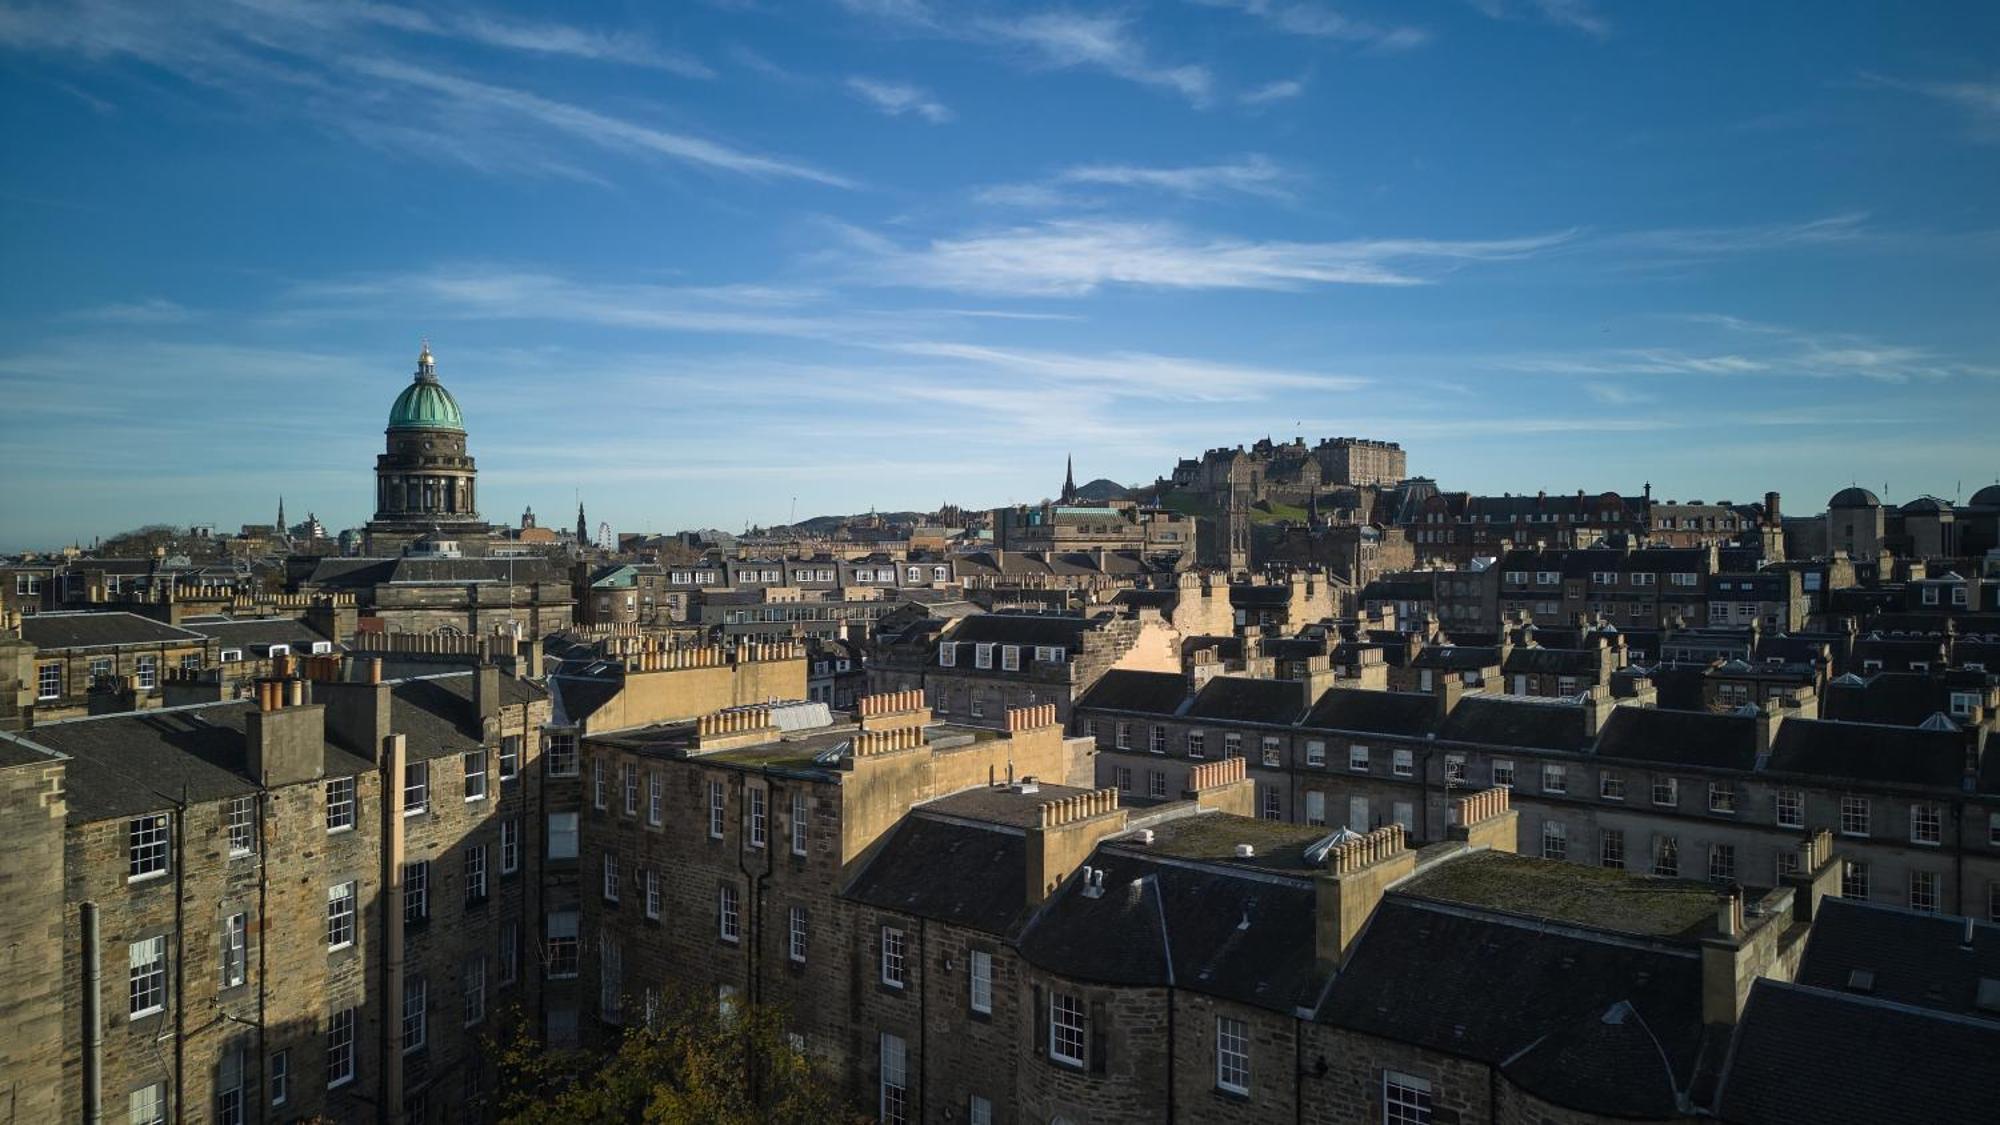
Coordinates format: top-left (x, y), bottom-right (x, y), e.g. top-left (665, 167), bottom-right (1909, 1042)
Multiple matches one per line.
top-left (277, 496), bottom-right (286, 535)
top-left (577, 500), bottom-right (588, 545)
top-left (1060, 454), bottom-right (1078, 505)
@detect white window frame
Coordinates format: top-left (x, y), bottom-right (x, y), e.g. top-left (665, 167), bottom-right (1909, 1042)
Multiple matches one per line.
top-left (221, 912), bottom-right (247, 989)
top-left (1542, 764), bottom-right (1567, 794)
top-left (602, 852), bottom-right (621, 903)
top-left (880, 1032), bottom-right (909, 1125)
top-left (463, 956), bottom-right (486, 1026)
top-left (128, 813), bottom-right (170, 882)
top-left (880, 926), bottom-right (907, 988)
top-left (1215, 1015), bottom-right (1250, 1095)
top-left (791, 790), bottom-right (809, 855)
top-left (401, 975), bottom-right (426, 1054)
top-left (1840, 795), bottom-right (1871, 837)
top-left (327, 882), bottom-right (356, 950)
top-left (1350, 745), bottom-right (1370, 772)
top-left (403, 760), bottom-right (429, 816)
top-left (1910, 803), bottom-right (1942, 846)
top-left (969, 949), bottom-right (993, 1014)
top-left (227, 795), bottom-right (255, 857)
top-left (36, 661), bottom-right (60, 700)
top-left (622, 763), bottom-right (640, 817)
top-left (1049, 992), bottom-right (1086, 1067)
top-left (463, 749), bottom-right (487, 802)
top-left (325, 777), bottom-right (355, 833)
top-left (749, 786), bottom-right (767, 849)
top-left (500, 818), bottom-right (519, 874)
top-left (788, 905), bottom-right (808, 963)
top-left (326, 1007), bottom-right (356, 1088)
top-left (1775, 788), bottom-right (1803, 829)
top-left (648, 771), bottom-right (664, 826)
top-left (708, 781), bottom-right (726, 840)
top-left (719, 884), bottom-right (741, 942)
top-left (129, 936), bottom-right (167, 1018)
top-left (1383, 1070), bottom-right (1433, 1125)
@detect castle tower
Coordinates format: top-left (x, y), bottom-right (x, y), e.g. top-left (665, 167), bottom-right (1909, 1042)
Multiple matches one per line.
top-left (363, 343), bottom-right (489, 555)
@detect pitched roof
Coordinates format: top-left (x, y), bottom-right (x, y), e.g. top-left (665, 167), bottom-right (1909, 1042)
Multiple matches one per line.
top-left (9, 702), bottom-right (371, 823)
top-left (19, 611), bottom-right (207, 650)
top-left (948, 614), bottom-right (1096, 647)
top-left (843, 815), bottom-right (1027, 935)
top-left (1764, 718), bottom-right (1968, 788)
top-left (1301, 689), bottom-right (1436, 736)
top-left (180, 618), bottom-right (335, 650)
top-left (1792, 898), bottom-right (2000, 1020)
top-left (1018, 846), bottom-right (1325, 1014)
top-left (1184, 676), bottom-right (1308, 724)
top-left (1716, 980), bottom-right (2000, 1125)
top-left (1593, 707), bottom-right (1761, 771)
top-left (1073, 670), bottom-right (1190, 716)
top-left (1436, 696), bottom-right (1591, 752)
top-left (1325, 895), bottom-right (1705, 1120)
top-left (388, 672), bottom-right (545, 760)
top-left (1502, 646), bottom-right (1600, 676)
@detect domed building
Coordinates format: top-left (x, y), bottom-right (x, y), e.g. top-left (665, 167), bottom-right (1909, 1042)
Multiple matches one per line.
top-left (363, 344), bottom-right (494, 556)
top-left (1825, 485), bottom-right (1886, 559)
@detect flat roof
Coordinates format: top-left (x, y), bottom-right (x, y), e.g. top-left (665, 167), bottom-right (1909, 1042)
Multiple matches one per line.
top-left (1113, 811), bottom-right (1330, 873)
top-left (921, 782), bottom-right (1099, 828)
top-left (1397, 850), bottom-right (1722, 941)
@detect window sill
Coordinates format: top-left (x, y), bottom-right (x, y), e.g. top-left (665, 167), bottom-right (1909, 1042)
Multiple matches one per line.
top-left (1213, 1086), bottom-right (1251, 1104)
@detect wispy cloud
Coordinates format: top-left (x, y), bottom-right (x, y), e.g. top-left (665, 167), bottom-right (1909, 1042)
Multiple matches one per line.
top-left (889, 340), bottom-right (1368, 401)
top-left (0, 1), bottom-right (837, 186)
top-left (443, 14), bottom-right (712, 78)
top-left (1601, 213), bottom-right (1869, 256)
top-left (345, 58), bottom-right (854, 186)
top-left (834, 218), bottom-right (1574, 295)
top-left (1861, 73), bottom-right (2000, 141)
top-left (1467, 0), bottom-right (1611, 39)
top-left (1189, 1), bottom-right (1428, 50)
top-left (71, 298), bottom-right (197, 325)
top-left (1239, 78), bottom-right (1305, 105)
top-left (1057, 154), bottom-right (1296, 199)
top-left (834, 2), bottom-right (1214, 103)
top-left (845, 76), bottom-right (954, 123)
top-left (1498, 314), bottom-right (1997, 383)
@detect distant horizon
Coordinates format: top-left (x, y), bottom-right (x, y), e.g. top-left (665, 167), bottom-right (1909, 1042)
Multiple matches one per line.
top-left (2, 2), bottom-right (1995, 552)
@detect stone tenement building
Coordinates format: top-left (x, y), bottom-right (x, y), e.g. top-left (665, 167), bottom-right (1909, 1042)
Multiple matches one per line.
top-left (1075, 669), bottom-right (2000, 922)
top-left (0, 653), bottom-right (551, 1124)
top-left (867, 609), bottom-right (1183, 730)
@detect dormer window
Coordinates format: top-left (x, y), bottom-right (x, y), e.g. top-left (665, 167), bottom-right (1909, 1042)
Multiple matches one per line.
top-left (267, 645), bottom-right (289, 657)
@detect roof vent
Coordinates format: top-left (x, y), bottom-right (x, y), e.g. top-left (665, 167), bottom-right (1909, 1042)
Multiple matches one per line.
top-left (1234, 843), bottom-right (1256, 858)
top-left (1919, 713), bottom-right (1960, 733)
top-left (1134, 829), bottom-right (1155, 845)
top-left (1011, 777), bottom-right (1041, 795)
top-left (1080, 866), bottom-right (1103, 899)
top-left (1846, 969), bottom-right (1875, 994)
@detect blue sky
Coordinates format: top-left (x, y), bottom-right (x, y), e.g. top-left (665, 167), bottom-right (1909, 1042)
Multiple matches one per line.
top-left (1, 1), bottom-right (1996, 550)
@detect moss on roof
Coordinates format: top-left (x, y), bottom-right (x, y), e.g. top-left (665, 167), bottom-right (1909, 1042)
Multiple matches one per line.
top-left (1126, 812), bottom-right (1329, 871)
top-left (1400, 850), bottom-right (1719, 941)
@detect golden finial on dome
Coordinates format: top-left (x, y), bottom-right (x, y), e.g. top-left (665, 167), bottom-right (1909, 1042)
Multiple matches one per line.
top-left (416, 338), bottom-right (435, 380)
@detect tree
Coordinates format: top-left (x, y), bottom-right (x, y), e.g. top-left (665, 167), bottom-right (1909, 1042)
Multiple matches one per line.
top-left (493, 989), bottom-right (865, 1125)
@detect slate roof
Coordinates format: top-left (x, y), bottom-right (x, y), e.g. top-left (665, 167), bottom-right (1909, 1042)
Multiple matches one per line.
top-left (1593, 708), bottom-right (1761, 771)
top-left (1073, 670), bottom-right (1190, 716)
top-left (1820, 672), bottom-right (1961, 726)
top-left (948, 614), bottom-right (1095, 647)
top-left (1301, 689), bottom-right (1436, 736)
top-left (843, 815), bottom-right (1027, 935)
top-left (1410, 645), bottom-right (1501, 671)
top-left (10, 702), bottom-right (372, 823)
top-left (389, 672), bottom-right (546, 760)
top-left (1229, 585), bottom-right (1295, 608)
top-left (181, 618), bottom-right (335, 650)
top-left (1018, 845), bottom-right (1326, 1014)
top-left (1325, 895), bottom-right (1706, 1120)
top-left (1791, 898), bottom-right (2000, 1020)
top-left (19, 612), bottom-right (207, 650)
top-left (1184, 676), bottom-right (1308, 724)
top-left (1436, 696), bottom-right (1590, 752)
top-left (1764, 718), bottom-right (1968, 788)
top-left (1716, 980), bottom-right (2000, 1125)
top-left (1502, 646), bottom-right (1600, 676)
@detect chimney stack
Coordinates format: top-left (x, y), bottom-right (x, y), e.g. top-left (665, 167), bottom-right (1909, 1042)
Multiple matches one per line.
top-left (244, 677), bottom-right (326, 788)
top-left (1315, 825), bottom-right (1414, 969)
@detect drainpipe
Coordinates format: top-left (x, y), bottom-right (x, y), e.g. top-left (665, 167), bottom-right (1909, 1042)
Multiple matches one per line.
top-left (82, 901), bottom-right (102, 1125)
top-left (172, 787), bottom-right (187, 1120)
top-left (381, 733), bottom-right (408, 1122)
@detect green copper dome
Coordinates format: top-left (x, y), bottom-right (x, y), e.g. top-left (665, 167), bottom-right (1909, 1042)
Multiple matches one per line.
top-left (387, 345), bottom-right (465, 432)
